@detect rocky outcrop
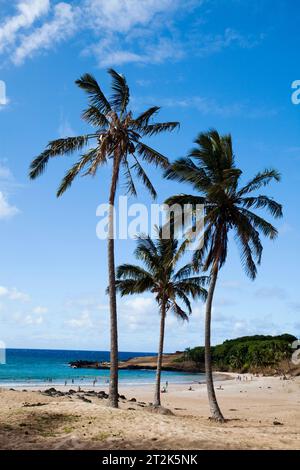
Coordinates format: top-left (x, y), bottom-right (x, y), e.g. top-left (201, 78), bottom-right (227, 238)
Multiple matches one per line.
top-left (69, 353), bottom-right (204, 373)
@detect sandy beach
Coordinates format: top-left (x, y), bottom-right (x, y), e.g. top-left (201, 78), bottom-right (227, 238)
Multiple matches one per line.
top-left (0, 373), bottom-right (299, 450)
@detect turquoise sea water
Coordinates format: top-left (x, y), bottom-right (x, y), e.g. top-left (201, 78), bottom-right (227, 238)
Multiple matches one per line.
top-left (0, 349), bottom-right (205, 387)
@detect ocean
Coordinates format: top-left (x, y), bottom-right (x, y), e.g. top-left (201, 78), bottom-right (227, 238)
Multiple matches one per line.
top-left (0, 349), bottom-right (205, 387)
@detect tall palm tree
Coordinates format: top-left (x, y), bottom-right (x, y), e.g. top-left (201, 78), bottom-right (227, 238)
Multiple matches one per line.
top-left (115, 227), bottom-right (207, 407)
top-left (29, 70), bottom-right (179, 408)
top-left (164, 129), bottom-right (283, 421)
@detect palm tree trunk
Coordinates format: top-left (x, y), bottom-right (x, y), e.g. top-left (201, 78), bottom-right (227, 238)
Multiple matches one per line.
top-left (153, 302), bottom-right (166, 407)
top-left (108, 154), bottom-right (121, 408)
top-left (205, 261), bottom-right (225, 422)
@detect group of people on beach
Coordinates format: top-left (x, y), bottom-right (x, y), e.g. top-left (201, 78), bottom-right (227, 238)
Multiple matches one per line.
top-left (236, 375), bottom-right (254, 382)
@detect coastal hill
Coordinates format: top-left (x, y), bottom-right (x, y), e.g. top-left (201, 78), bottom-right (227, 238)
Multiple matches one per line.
top-left (69, 333), bottom-right (300, 375)
top-left (69, 352), bottom-right (197, 372)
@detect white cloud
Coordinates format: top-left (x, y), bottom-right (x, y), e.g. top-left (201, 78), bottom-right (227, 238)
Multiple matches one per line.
top-left (0, 0), bottom-right (50, 53)
top-left (124, 297), bottom-right (154, 313)
top-left (0, 163), bottom-right (20, 219)
top-left (0, 286), bottom-right (30, 302)
top-left (0, 163), bottom-right (13, 180)
top-left (134, 95), bottom-right (278, 119)
top-left (0, 1), bottom-right (264, 68)
top-left (83, 0), bottom-right (178, 33)
top-left (58, 116), bottom-right (75, 138)
top-left (0, 80), bottom-right (8, 106)
top-left (0, 191), bottom-right (19, 219)
top-left (65, 310), bottom-right (93, 328)
top-left (33, 306), bottom-right (48, 314)
top-left (196, 28), bottom-right (265, 56)
top-left (12, 2), bottom-right (78, 65)
top-left (24, 314), bottom-right (43, 325)
top-left (84, 31), bottom-right (184, 67)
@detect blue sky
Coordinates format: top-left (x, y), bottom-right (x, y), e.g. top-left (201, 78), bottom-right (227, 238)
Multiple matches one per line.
top-left (0, 0), bottom-right (299, 352)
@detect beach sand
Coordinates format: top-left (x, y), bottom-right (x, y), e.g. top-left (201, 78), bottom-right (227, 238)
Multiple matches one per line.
top-left (0, 374), bottom-right (299, 450)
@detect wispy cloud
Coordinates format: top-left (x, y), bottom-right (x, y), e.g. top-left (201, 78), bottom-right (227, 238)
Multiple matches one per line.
top-left (65, 310), bottom-right (93, 329)
top-left (33, 306), bottom-right (48, 315)
top-left (12, 2), bottom-right (78, 65)
top-left (0, 0), bottom-right (264, 67)
top-left (132, 94), bottom-right (278, 119)
top-left (0, 191), bottom-right (19, 219)
top-left (0, 0), bottom-right (50, 54)
top-left (0, 286), bottom-right (30, 302)
top-left (86, 37), bottom-right (184, 67)
top-left (58, 115), bottom-right (75, 138)
top-left (0, 162), bottom-right (20, 219)
top-left (196, 28), bottom-right (265, 56)
top-left (83, 0), bottom-right (180, 33)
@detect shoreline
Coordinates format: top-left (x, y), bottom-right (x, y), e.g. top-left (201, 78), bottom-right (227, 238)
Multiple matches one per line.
top-left (0, 372), bottom-right (232, 390)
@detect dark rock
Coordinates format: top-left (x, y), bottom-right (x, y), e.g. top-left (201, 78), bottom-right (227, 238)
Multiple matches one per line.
top-left (42, 388), bottom-right (65, 397)
top-left (129, 398), bottom-right (137, 402)
top-left (23, 402), bottom-right (46, 407)
top-left (77, 395), bottom-right (92, 403)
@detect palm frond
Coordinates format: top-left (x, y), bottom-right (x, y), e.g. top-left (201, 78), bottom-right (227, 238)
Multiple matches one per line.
top-left (239, 208), bottom-right (278, 239)
top-left (164, 157), bottom-right (211, 189)
top-left (56, 148), bottom-right (97, 197)
top-left (82, 106), bottom-right (109, 128)
top-left (235, 231), bottom-right (257, 280)
top-left (172, 289), bottom-right (192, 314)
top-left (170, 302), bottom-right (189, 321)
top-left (29, 135), bottom-right (91, 179)
top-left (108, 68), bottom-right (129, 113)
top-left (115, 279), bottom-right (153, 296)
top-left (175, 278), bottom-right (208, 300)
top-left (116, 264), bottom-right (153, 281)
top-left (122, 159), bottom-right (137, 196)
top-left (136, 142), bottom-right (169, 168)
top-left (76, 73), bottom-right (111, 114)
top-left (83, 144), bottom-right (108, 176)
top-left (241, 195), bottom-right (283, 219)
top-left (238, 169), bottom-right (281, 196)
top-left (142, 121), bottom-right (179, 136)
top-left (132, 157), bottom-right (157, 199)
top-left (133, 106), bottom-right (160, 127)
top-left (173, 263), bottom-right (194, 281)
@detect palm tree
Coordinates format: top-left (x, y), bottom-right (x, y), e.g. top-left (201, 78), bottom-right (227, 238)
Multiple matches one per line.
top-left (164, 129), bottom-right (283, 421)
top-left (29, 70), bottom-right (179, 408)
top-left (115, 227), bottom-right (207, 407)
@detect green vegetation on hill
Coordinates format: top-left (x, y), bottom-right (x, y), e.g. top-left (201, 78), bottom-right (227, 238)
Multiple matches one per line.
top-left (181, 334), bottom-right (297, 372)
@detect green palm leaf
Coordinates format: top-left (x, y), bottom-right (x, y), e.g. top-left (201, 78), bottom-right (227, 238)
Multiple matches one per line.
top-left (108, 68), bottom-right (129, 113)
